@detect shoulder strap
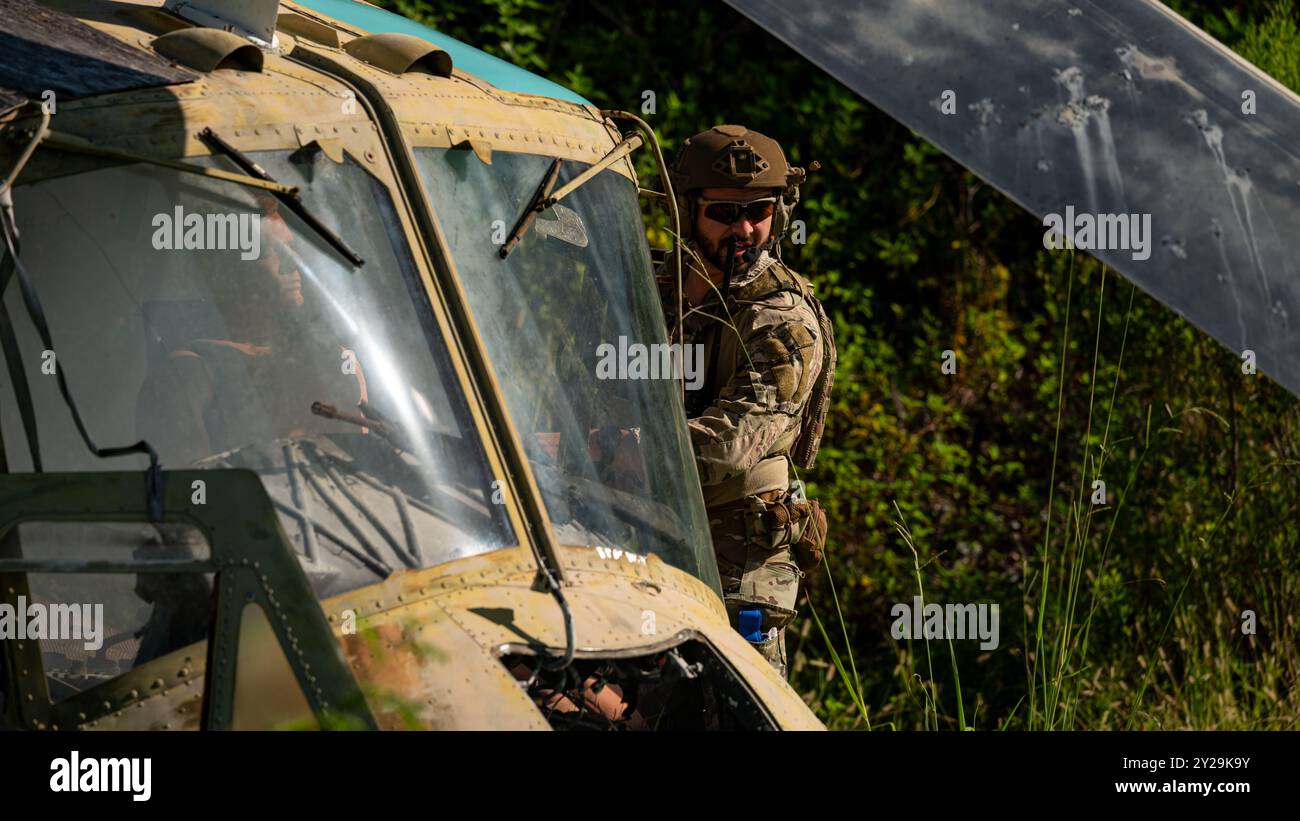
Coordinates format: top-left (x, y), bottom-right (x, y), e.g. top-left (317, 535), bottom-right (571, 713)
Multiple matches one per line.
top-left (730, 259), bottom-right (837, 470)
top-left (791, 280), bottom-right (836, 470)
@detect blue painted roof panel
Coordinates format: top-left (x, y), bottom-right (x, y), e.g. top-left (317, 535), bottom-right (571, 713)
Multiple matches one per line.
top-left (290, 0), bottom-right (590, 105)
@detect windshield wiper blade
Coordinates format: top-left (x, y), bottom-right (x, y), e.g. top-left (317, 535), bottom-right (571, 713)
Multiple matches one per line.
top-left (35, 129), bottom-right (297, 196)
top-left (198, 127), bottom-right (365, 267)
top-left (34, 128), bottom-right (357, 265)
top-left (498, 134), bottom-right (643, 259)
top-left (499, 157), bottom-right (562, 259)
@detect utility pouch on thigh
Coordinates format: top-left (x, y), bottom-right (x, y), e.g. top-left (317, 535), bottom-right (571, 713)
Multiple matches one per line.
top-left (717, 494), bottom-right (803, 631)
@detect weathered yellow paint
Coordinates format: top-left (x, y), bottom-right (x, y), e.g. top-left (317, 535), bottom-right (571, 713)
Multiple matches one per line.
top-left (317, 548), bottom-right (822, 730)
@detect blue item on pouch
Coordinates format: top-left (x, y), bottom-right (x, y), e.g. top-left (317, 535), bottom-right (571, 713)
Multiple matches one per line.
top-left (738, 609), bottom-right (766, 642)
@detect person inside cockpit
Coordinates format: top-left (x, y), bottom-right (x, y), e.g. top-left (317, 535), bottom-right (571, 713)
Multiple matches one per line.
top-left (135, 194), bottom-right (366, 466)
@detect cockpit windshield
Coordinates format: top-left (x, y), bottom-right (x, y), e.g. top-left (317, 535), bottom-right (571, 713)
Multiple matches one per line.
top-left (415, 148), bottom-right (720, 592)
top-left (1, 149), bottom-right (514, 598)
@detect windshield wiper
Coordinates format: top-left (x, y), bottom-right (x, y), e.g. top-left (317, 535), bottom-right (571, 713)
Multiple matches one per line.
top-left (198, 128), bottom-right (365, 267)
top-left (34, 127), bottom-right (358, 269)
top-left (34, 129), bottom-right (296, 196)
top-left (498, 134), bottom-right (643, 259)
top-left (499, 157), bottom-right (562, 259)
top-left (546, 134), bottom-right (642, 207)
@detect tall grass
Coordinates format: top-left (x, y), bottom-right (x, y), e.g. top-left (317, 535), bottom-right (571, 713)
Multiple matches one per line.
top-left (802, 249), bottom-right (1300, 731)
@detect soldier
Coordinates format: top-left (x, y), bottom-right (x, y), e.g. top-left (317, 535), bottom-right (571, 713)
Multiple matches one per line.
top-left (658, 124), bottom-right (835, 678)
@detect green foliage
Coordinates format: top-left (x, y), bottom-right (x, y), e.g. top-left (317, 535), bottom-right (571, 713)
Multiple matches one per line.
top-left (375, 0), bottom-right (1300, 730)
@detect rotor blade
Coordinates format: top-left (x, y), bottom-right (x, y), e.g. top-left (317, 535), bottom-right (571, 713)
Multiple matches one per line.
top-left (724, 0), bottom-right (1300, 397)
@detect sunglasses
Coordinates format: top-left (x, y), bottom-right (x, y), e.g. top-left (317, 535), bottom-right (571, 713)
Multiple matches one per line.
top-left (698, 196), bottom-right (777, 225)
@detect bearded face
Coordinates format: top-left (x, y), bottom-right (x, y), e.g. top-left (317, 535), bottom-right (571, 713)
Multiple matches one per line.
top-left (692, 186), bottom-right (776, 277)
top-left (696, 228), bottom-right (751, 273)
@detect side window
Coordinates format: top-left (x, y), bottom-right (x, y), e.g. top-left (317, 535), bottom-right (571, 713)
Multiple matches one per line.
top-left (0, 472), bottom-right (372, 731)
top-left (1, 523), bottom-right (212, 707)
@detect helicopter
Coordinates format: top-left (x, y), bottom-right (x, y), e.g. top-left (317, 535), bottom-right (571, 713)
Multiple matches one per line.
top-left (0, 0), bottom-right (824, 730)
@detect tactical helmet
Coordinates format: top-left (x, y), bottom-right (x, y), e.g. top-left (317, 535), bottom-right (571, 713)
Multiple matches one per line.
top-left (668, 124), bottom-right (809, 252)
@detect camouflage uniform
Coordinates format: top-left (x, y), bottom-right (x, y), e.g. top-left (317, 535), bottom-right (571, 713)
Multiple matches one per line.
top-left (657, 247), bottom-right (824, 677)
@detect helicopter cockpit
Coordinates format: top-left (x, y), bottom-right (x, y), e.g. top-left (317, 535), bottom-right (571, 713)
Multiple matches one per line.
top-left (0, 0), bottom-right (820, 731)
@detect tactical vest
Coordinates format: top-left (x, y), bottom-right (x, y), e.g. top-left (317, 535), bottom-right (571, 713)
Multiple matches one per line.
top-left (691, 257), bottom-right (837, 470)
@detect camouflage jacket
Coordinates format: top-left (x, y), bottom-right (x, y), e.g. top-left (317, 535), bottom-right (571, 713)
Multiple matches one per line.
top-left (656, 247), bottom-right (824, 509)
